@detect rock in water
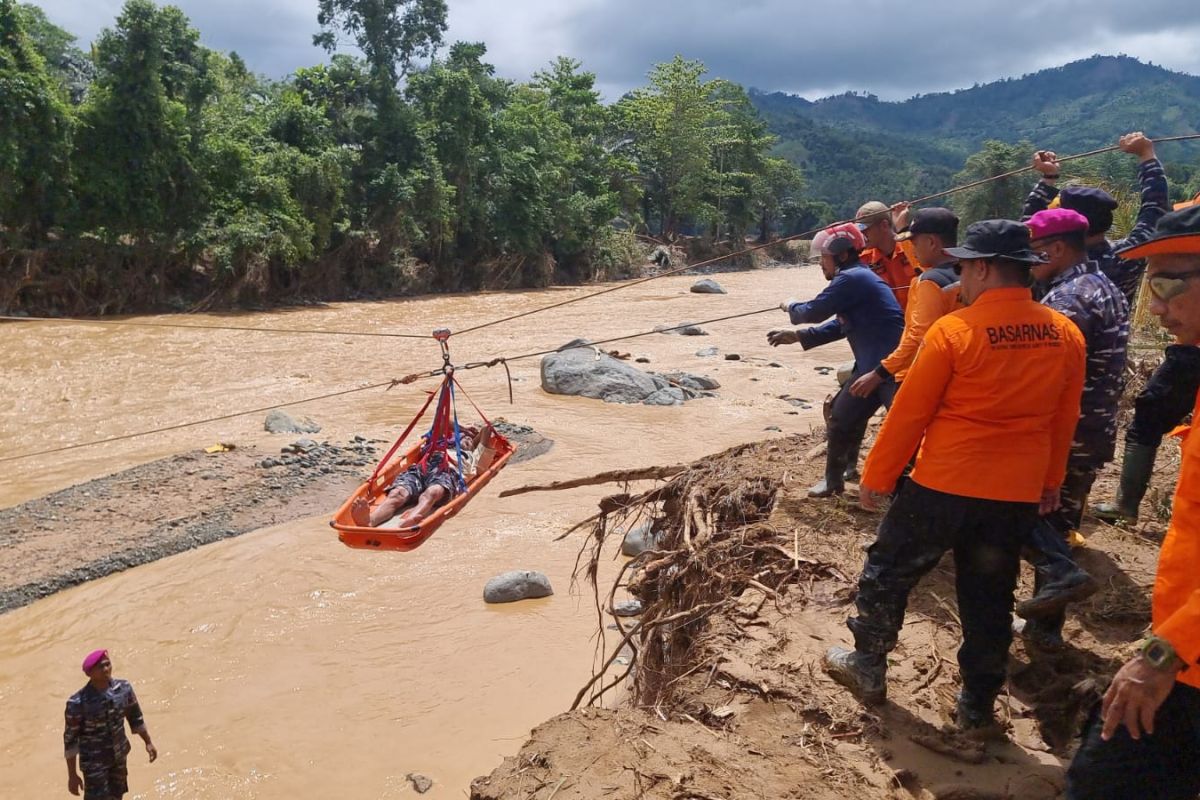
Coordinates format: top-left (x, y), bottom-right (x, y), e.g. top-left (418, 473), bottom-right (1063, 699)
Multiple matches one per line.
top-left (690, 278), bottom-right (727, 294)
top-left (612, 599), bottom-right (644, 617)
top-left (696, 347), bottom-right (719, 357)
top-left (621, 523), bottom-right (659, 556)
top-left (541, 340), bottom-right (662, 404)
top-left (406, 773), bottom-right (433, 794)
top-left (659, 372), bottom-right (721, 391)
top-left (643, 387), bottom-right (686, 406)
top-left (483, 571), bottom-right (554, 604)
top-left (264, 410), bottom-right (321, 434)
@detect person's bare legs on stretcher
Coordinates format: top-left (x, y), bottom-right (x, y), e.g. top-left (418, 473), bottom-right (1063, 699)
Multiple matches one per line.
top-left (349, 426), bottom-right (480, 528)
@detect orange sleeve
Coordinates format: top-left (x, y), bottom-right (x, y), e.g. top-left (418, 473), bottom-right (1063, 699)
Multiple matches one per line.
top-left (881, 278), bottom-right (936, 378)
top-left (1157, 591), bottom-right (1200, 668)
top-left (862, 321), bottom-right (956, 494)
top-left (1043, 322), bottom-right (1086, 490)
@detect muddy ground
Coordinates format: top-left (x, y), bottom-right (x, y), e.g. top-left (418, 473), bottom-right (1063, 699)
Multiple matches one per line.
top-left (0, 421), bottom-right (551, 614)
top-left (470, 425), bottom-right (1174, 800)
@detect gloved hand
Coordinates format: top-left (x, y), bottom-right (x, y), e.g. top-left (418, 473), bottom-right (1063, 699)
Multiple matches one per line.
top-left (780, 299), bottom-right (799, 313)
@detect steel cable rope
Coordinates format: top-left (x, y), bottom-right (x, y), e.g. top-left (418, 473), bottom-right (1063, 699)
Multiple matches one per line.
top-left (0, 314), bottom-right (431, 339)
top-left (0, 380), bottom-right (398, 465)
top-left (0, 306), bottom-right (779, 464)
top-left (392, 305), bottom-right (782, 385)
top-left (449, 133), bottom-right (1200, 339)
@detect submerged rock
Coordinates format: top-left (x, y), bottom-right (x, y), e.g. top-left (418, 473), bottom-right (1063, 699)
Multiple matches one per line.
top-left (643, 387), bottom-right (686, 406)
top-left (264, 410), bottom-right (321, 435)
top-left (690, 278), bottom-right (727, 294)
top-left (612, 599), bottom-right (644, 617)
top-left (407, 773), bottom-right (433, 794)
top-left (483, 571), bottom-right (554, 604)
top-left (659, 372), bottom-right (720, 391)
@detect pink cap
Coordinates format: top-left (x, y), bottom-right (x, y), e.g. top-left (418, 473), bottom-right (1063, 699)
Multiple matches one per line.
top-left (81, 649), bottom-right (108, 674)
top-left (1028, 208), bottom-right (1089, 240)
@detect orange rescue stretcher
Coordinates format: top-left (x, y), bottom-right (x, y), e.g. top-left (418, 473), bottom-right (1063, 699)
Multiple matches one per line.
top-left (331, 371), bottom-right (513, 552)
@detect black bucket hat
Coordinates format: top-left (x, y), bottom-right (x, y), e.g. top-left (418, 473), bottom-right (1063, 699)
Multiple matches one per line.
top-left (944, 219), bottom-right (1047, 265)
top-left (1117, 205), bottom-right (1200, 260)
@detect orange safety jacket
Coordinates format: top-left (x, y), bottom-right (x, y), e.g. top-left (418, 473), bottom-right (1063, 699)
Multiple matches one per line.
top-left (1155, 398), bottom-right (1200, 688)
top-left (861, 287), bottom-right (1086, 503)
top-left (878, 263), bottom-right (963, 383)
top-left (863, 239), bottom-right (918, 310)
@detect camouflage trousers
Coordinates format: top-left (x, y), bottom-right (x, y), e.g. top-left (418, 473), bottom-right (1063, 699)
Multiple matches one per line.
top-left (1128, 344), bottom-right (1200, 447)
top-left (849, 481), bottom-right (1036, 703)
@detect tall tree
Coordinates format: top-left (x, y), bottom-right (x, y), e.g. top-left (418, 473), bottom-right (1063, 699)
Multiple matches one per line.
top-left (950, 140), bottom-right (1036, 226)
top-left (618, 56), bottom-right (716, 237)
top-left (0, 0), bottom-right (72, 246)
top-left (73, 0), bottom-right (202, 241)
top-left (314, 0), bottom-right (446, 88)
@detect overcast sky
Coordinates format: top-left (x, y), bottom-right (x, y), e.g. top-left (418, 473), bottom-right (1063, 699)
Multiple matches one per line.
top-left (36, 0), bottom-right (1200, 100)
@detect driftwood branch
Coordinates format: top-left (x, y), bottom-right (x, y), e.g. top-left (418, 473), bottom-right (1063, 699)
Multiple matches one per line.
top-left (500, 464), bottom-right (687, 498)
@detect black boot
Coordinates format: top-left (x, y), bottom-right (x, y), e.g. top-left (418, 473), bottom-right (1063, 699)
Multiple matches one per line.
top-left (954, 691), bottom-right (1004, 739)
top-left (810, 431), bottom-right (854, 498)
top-left (1094, 442), bottom-right (1157, 523)
top-left (823, 647), bottom-right (887, 705)
top-left (843, 438), bottom-right (863, 483)
top-left (1016, 568), bottom-right (1098, 620)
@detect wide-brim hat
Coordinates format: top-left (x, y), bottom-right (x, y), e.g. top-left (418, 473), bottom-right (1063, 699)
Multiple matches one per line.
top-left (1118, 205), bottom-right (1200, 260)
top-left (944, 219), bottom-right (1047, 265)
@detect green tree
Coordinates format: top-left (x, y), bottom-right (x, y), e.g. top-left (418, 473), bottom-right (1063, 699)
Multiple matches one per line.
top-left (73, 0), bottom-right (203, 242)
top-left (949, 140), bottom-right (1036, 227)
top-left (314, 0), bottom-right (446, 86)
top-left (618, 56), bottom-right (718, 237)
top-left (0, 0), bottom-right (72, 246)
top-left (15, 3), bottom-right (91, 102)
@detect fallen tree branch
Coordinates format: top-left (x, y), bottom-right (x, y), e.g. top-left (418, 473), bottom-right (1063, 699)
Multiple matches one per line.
top-left (501, 464), bottom-right (687, 497)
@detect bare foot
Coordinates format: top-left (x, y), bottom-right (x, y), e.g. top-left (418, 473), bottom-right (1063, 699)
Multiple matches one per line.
top-left (350, 497), bottom-right (373, 527)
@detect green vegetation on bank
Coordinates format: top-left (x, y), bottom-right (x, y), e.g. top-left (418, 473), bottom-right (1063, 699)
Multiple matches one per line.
top-left (0, 0), bottom-right (803, 313)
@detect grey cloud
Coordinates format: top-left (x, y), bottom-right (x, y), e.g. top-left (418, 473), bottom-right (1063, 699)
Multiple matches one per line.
top-left (28, 0), bottom-right (1200, 95)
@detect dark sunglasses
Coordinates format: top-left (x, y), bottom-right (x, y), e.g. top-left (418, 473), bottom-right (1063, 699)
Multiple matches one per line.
top-left (1148, 269), bottom-right (1200, 302)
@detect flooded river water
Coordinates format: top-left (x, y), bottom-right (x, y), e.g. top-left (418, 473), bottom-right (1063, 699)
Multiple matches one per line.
top-left (0, 266), bottom-right (845, 797)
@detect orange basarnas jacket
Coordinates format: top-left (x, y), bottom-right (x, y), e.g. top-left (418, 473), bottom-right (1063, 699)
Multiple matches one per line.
top-left (863, 239), bottom-right (918, 311)
top-left (1156, 400), bottom-right (1200, 688)
top-left (879, 265), bottom-right (963, 383)
top-left (862, 287), bottom-right (1086, 503)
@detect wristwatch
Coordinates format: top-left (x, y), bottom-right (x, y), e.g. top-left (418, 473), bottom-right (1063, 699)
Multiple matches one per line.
top-left (1140, 635), bottom-right (1181, 671)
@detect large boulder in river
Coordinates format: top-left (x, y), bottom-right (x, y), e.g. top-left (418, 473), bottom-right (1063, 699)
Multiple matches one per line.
top-left (264, 410), bottom-right (321, 434)
top-left (643, 387), bottom-right (686, 406)
top-left (541, 339), bottom-right (665, 404)
top-left (483, 571), bottom-right (554, 604)
top-left (690, 278), bottom-right (726, 294)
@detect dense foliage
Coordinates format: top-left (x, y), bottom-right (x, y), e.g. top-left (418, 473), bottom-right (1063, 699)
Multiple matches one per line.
top-left (0, 1), bottom-right (803, 314)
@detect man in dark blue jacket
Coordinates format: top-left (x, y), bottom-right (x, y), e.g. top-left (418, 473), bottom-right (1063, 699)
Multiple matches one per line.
top-left (769, 222), bottom-right (904, 497)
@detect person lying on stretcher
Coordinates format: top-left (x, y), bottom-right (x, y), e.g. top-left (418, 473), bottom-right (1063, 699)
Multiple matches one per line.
top-left (350, 425), bottom-right (483, 528)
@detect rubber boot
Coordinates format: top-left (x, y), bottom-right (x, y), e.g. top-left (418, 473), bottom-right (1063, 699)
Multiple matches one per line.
top-left (954, 691), bottom-right (1004, 740)
top-left (823, 647), bottom-right (887, 705)
top-left (843, 437), bottom-right (863, 483)
top-left (1016, 568), bottom-right (1098, 620)
top-left (809, 430), bottom-right (854, 498)
top-left (1093, 442), bottom-right (1157, 523)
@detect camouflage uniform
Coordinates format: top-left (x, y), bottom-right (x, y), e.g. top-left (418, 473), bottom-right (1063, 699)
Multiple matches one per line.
top-left (1025, 260), bottom-right (1129, 635)
top-left (1022, 158), bottom-right (1170, 308)
top-left (64, 679), bottom-right (146, 800)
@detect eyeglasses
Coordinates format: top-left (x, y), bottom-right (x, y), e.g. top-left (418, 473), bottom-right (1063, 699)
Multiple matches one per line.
top-left (1148, 269), bottom-right (1200, 302)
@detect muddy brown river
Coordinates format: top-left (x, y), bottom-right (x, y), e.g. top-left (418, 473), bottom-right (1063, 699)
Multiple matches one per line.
top-left (0, 266), bottom-right (844, 797)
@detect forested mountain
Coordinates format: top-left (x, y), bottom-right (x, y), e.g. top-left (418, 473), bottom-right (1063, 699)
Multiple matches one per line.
top-left (752, 56), bottom-right (1200, 215)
